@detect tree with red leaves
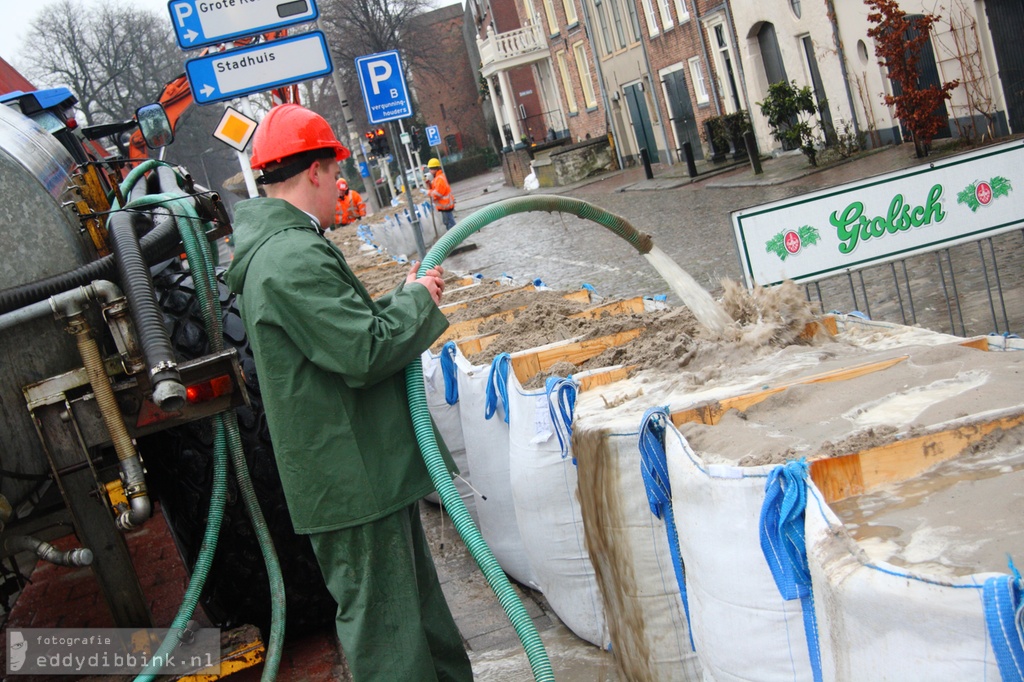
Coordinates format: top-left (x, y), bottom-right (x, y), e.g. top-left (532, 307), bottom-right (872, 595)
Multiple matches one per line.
top-left (866, 0), bottom-right (959, 157)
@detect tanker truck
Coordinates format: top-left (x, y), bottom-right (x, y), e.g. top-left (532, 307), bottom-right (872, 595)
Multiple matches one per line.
top-left (0, 87), bottom-right (333, 637)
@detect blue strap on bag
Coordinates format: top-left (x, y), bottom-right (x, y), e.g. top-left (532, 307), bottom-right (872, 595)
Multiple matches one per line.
top-left (638, 406), bottom-right (695, 650)
top-left (984, 558), bottom-right (1024, 681)
top-left (484, 353), bottom-right (511, 423)
top-left (545, 377), bottom-right (577, 461)
top-left (759, 460), bottom-right (823, 682)
top-left (440, 341), bottom-right (459, 406)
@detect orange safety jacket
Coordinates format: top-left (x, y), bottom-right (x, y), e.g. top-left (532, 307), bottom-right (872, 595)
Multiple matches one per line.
top-left (427, 170), bottom-right (455, 212)
top-left (335, 190), bottom-right (367, 226)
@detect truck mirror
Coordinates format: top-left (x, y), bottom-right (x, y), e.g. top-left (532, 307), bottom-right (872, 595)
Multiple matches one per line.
top-left (136, 103), bottom-right (174, 149)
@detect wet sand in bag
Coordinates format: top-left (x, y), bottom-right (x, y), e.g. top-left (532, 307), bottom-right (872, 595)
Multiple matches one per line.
top-left (828, 423), bottom-right (1024, 578)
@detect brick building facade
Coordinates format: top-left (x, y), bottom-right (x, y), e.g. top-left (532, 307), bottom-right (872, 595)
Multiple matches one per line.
top-left (409, 4), bottom-right (491, 154)
top-left (535, 0), bottom-right (608, 143)
top-left (637, 0), bottom-right (728, 162)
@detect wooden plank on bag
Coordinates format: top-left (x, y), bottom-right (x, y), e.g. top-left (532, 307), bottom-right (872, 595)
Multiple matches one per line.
top-left (569, 296), bottom-right (646, 319)
top-left (437, 308), bottom-right (521, 345)
top-left (670, 355), bottom-right (910, 427)
top-left (440, 284), bottom-right (534, 314)
top-left (439, 284), bottom-right (590, 314)
top-left (577, 366), bottom-right (633, 392)
top-left (354, 260), bottom-right (400, 276)
top-left (561, 289), bottom-right (593, 305)
top-left (809, 410), bottom-right (1024, 503)
top-left (456, 332), bottom-right (500, 358)
top-left (439, 294), bottom-right (639, 347)
top-left (510, 328), bottom-right (644, 383)
top-left (799, 315), bottom-right (838, 342)
top-left (959, 336), bottom-right (991, 351)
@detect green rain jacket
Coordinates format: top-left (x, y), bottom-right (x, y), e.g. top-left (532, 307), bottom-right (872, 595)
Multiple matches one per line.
top-left (225, 198), bottom-right (451, 534)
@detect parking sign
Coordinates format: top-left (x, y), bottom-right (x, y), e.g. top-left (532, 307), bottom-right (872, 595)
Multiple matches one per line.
top-left (425, 125), bottom-right (441, 147)
top-left (185, 32), bottom-right (332, 105)
top-left (168, 0), bottom-right (318, 50)
top-left (355, 51), bottom-right (412, 124)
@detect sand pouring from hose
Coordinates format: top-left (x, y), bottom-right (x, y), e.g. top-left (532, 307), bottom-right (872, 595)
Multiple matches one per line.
top-left (405, 194), bottom-right (731, 682)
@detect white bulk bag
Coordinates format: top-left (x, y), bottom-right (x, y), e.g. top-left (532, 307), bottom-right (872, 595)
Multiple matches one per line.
top-left (804, 481), bottom-right (1004, 681)
top-left (661, 417), bottom-right (813, 681)
top-left (506, 367), bottom-right (611, 649)
top-left (421, 345), bottom-right (476, 523)
top-left (454, 349), bottom-right (540, 589)
top-left (570, 408), bottom-right (703, 678)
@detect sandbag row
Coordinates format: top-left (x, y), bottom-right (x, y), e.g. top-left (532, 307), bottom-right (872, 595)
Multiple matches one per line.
top-left (570, 318), bottom-right (1024, 681)
top-left (425, 297), bottom-right (1024, 681)
top-left (419, 283), bottom-right (703, 677)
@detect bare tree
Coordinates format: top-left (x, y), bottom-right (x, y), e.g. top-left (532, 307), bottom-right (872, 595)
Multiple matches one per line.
top-left (316, 0), bottom-right (443, 133)
top-left (22, 0), bottom-right (182, 124)
top-left (317, 0), bottom-right (434, 67)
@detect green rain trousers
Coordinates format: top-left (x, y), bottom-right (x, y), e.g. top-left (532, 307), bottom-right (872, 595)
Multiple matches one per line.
top-left (308, 503), bottom-right (473, 682)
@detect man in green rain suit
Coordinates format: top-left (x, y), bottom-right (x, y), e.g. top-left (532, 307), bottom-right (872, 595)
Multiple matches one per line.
top-left (225, 103), bottom-right (472, 681)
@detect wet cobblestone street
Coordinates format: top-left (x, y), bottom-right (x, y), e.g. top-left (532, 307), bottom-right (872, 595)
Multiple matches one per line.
top-left (443, 143), bottom-right (1024, 338)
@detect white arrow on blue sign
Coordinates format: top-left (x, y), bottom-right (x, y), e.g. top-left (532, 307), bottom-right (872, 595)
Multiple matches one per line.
top-left (425, 125), bottom-right (441, 147)
top-left (185, 31), bottom-right (332, 105)
top-left (355, 51), bottom-right (412, 124)
top-left (168, 0), bottom-right (318, 50)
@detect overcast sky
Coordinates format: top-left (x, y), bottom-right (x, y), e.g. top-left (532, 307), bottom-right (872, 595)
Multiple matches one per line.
top-left (2, 0), bottom-right (184, 69)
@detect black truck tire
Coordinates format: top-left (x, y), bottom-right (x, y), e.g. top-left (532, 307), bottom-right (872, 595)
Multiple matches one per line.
top-left (140, 258), bottom-right (336, 636)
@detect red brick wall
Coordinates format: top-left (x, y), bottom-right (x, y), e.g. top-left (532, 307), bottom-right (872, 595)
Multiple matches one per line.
top-left (412, 5), bottom-right (491, 151)
top-left (501, 146), bottom-right (533, 187)
top-left (632, 0), bottom-right (727, 159)
top-left (490, 0), bottom-right (523, 32)
top-left (539, 1), bottom-right (609, 142)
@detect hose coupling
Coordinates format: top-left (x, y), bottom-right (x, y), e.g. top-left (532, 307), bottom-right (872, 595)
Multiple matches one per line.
top-left (124, 480), bottom-right (148, 499)
top-left (115, 456), bottom-right (153, 530)
top-left (4, 535), bottom-right (94, 567)
top-left (151, 361), bottom-right (186, 411)
top-left (150, 359), bottom-right (178, 376)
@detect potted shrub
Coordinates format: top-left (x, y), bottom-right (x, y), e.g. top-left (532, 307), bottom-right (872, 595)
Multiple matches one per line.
top-left (757, 80), bottom-right (819, 166)
top-left (723, 110), bottom-right (751, 160)
top-left (702, 116), bottom-right (730, 163)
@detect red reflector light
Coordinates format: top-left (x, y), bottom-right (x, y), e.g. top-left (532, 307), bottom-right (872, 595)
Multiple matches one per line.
top-left (66, 117), bottom-right (78, 130)
top-left (185, 375), bottom-right (233, 404)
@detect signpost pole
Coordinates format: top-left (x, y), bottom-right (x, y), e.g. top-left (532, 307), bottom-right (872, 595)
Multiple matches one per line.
top-left (391, 120), bottom-right (426, 259)
top-left (398, 119), bottom-right (417, 186)
top-left (319, 19), bottom-right (379, 213)
top-left (237, 98), bottom-right (260, 198)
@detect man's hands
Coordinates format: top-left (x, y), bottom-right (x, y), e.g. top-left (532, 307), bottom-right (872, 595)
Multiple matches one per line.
top-left (406, 261), bottom-right (445, 305)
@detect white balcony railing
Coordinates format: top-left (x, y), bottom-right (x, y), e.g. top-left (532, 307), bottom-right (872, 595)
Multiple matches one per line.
top-left (478, 22), bottom-right (548, 71)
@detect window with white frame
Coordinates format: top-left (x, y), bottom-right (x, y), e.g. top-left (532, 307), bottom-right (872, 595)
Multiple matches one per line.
top-left (573, 41), bottom-right (598, 108)
top-left (640, 0), bottom-right (658, 37)
top-left (562, 0), bottom-right (578, 25)
top-left (610, 0), bottom-right (627, 48)
top-left (625, 0), bottom-right (642, 41)
top-left (520, 0), bottom-right (534, 23)
top-left (557, 50), bottom-right (579, 113)
top-left (594, 0), bottom-right (613, 55)
top-left (688, 56), bottom-right (709, 104)
top-left (542, 0), bottom-right (559, 35)
top-left (673, 0), bottom-right (689, 23)
top-left (657, 0), bottom-right (673, 31)
top-left (705, 16), bottom-right (745, 112)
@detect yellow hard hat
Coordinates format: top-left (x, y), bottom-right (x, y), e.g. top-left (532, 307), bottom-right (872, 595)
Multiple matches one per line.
top-left (427, 158), bottom-right (442, 169)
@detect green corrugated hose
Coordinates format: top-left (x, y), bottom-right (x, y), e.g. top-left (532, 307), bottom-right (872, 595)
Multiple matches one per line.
top-left (406, 195), bottom-right (654, 682)
top-left (126, 167), bottom-right (284, 681)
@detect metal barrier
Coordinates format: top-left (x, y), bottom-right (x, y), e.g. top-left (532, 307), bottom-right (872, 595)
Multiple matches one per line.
top-left (802, 229), bottom-right (1024, 337)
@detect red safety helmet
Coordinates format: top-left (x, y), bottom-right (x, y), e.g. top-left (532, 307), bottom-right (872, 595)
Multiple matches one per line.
top-left (336, 178), bottom-right (348, 193)
top-left (250, 104), bottom-right (350, 171)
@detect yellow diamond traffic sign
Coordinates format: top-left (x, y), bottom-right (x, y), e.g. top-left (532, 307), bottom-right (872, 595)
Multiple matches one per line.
top-left (213, 106), bottom-right (258, 152)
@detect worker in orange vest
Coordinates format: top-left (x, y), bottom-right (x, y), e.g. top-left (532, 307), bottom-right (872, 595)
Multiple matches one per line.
top-left (425, 158), bottom-right (456, 230)
top-left (335, 178), bottom-right (367, 227)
